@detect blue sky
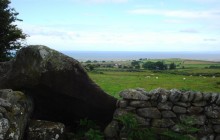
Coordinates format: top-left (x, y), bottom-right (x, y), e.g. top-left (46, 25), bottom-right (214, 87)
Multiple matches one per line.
top-left (11, 0), bottom-right (220, 52)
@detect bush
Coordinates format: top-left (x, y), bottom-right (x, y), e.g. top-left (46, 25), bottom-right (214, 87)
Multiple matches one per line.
top-left (85, 129), bottom-right (104, 140)
top-left (117, 113), bottom-right (156, 140)
top-left (70, 118), bottom-right (104, 140)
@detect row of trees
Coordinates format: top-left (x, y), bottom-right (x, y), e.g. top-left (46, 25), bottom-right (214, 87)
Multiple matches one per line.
top-left (0, 0), bottom-right (26, 62)
top-left (131, 60), bottom-right (176, 70)
top-left (84, 60), bottom-right (176, 71)
top-left (142, 61), bottom-right (176, 70)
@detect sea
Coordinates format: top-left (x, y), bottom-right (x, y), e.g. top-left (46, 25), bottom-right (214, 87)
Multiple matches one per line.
top-left (62, 51), bottom-right (220, 62)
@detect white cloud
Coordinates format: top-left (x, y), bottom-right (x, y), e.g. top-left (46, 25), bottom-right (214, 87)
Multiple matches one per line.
top-left (71, 0), bottom-right (128, 4)
top-left (204, 38), bottom-right (217, 41)
top-left (180, 29), bottom-right (199, 33)
top-left (24, 26), bottom-right (218, 51)
top-left (191, 0), bottom-right (219, 3)
top-left (128, 9), bottom-right (220, 19)
top-left (18, 22), bottom-right (220, 52)
top-left (164, 19), bottom-right (186, 24)
top-left (94, 0), bottom-right (128, 3)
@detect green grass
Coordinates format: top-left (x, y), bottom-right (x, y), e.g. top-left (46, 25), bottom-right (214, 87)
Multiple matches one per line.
top-left (182, 64), bottom-right (220, 69)
top-left (84, 58), bottom-right (220, 98)
top-left (177, 68), bottom-right (220, 74)
top-left (89, 71), bottom-right (220, 98)
top-left (141, 59), bottom-right (220, 69)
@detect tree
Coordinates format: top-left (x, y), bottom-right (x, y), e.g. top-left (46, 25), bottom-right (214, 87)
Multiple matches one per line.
top-left (85, 60), bottom-right (92, 63)
top-left (131, 60), bottom-right (140, 69)
top-left (169, 62), bottom-right (176, 70)
top-left (0, 0), bottom-right (27, 62)
top-left (155, 61), bottom-right (167, 70)
top-left (142, 61), bottom-right (167, 70)
top-left (142, 61), bottom-right (155, 70)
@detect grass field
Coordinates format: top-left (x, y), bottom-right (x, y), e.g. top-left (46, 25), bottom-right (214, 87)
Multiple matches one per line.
top-left (89, 70), bottom-right (220, 98)
top-left (86, 58), bottom-right (220, 98)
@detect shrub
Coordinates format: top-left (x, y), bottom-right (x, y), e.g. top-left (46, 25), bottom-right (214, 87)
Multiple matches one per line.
top-left (72, 118), bottom-right (104, 140)
top-left (162, 116), bottom-right (199, 140)
top-left (85, 129), bottom-right (104, 140)
top-left (117, 113), bottom-right (156, 140)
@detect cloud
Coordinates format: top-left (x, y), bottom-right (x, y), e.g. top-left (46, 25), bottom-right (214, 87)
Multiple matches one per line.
top-left (94, 0), bottom-right (128, 3)
top-left (18, 23), bottom-right (82, 41)
top-left (71, 0), bottom-right (128, 4)
top-left (191, 0), bottom-right (219, 3)
top-left (20, 0), bottom-right (128, 3)
top-left (18, 22), bottom-right (220, 52)
top-left (180, 29), bottom-right (199, 33)
top-left (128, 9), bottom-right (220, 19)
top-left (204, 38), bottom-right (217, 41)
top-left (164, 19), bottom-right (186, 24)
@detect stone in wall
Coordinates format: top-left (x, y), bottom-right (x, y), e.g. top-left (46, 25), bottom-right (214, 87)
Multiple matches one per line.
top-left (173, 105), bottom-right (187, 113)
top-left (119, 89), bottom-right (150, 100)
top-left (104, 120), bottom-right (119, 139)
top-left (137, 108), bottom-right (161, 118)
top-left (161, 111), bottom-right (177, 118)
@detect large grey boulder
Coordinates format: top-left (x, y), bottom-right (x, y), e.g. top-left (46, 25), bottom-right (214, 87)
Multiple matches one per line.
top-left (0, 45), bottom-right (117, 127)
top-left (0, 89), bottom-right (33, 140)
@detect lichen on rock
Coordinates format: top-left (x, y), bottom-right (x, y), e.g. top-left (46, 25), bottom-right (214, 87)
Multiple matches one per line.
top-left (0, 89), bottom-right (33, 140)
top-left (27, 120), bottom-right (65, 140)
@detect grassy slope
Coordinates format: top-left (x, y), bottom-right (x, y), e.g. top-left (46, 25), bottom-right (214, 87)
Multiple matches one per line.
top-left (89, 71), bottom-right (220, 98)
top-left (86, 59), bottom-right (220, 98)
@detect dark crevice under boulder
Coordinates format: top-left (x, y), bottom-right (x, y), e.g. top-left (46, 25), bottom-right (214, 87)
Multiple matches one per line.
top-left (0, 45), bottom-right (117, 128)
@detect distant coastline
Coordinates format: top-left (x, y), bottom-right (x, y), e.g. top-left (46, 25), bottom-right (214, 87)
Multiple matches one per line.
top-left (62, 51), bottom-right (220, 62)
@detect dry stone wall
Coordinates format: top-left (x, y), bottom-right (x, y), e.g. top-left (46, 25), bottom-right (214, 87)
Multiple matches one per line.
top-left (105, 88), bottom-right (220, 140)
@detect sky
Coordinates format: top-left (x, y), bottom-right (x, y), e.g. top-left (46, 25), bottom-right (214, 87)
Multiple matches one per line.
top-left (11, 0), bottom-right (220, 52)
